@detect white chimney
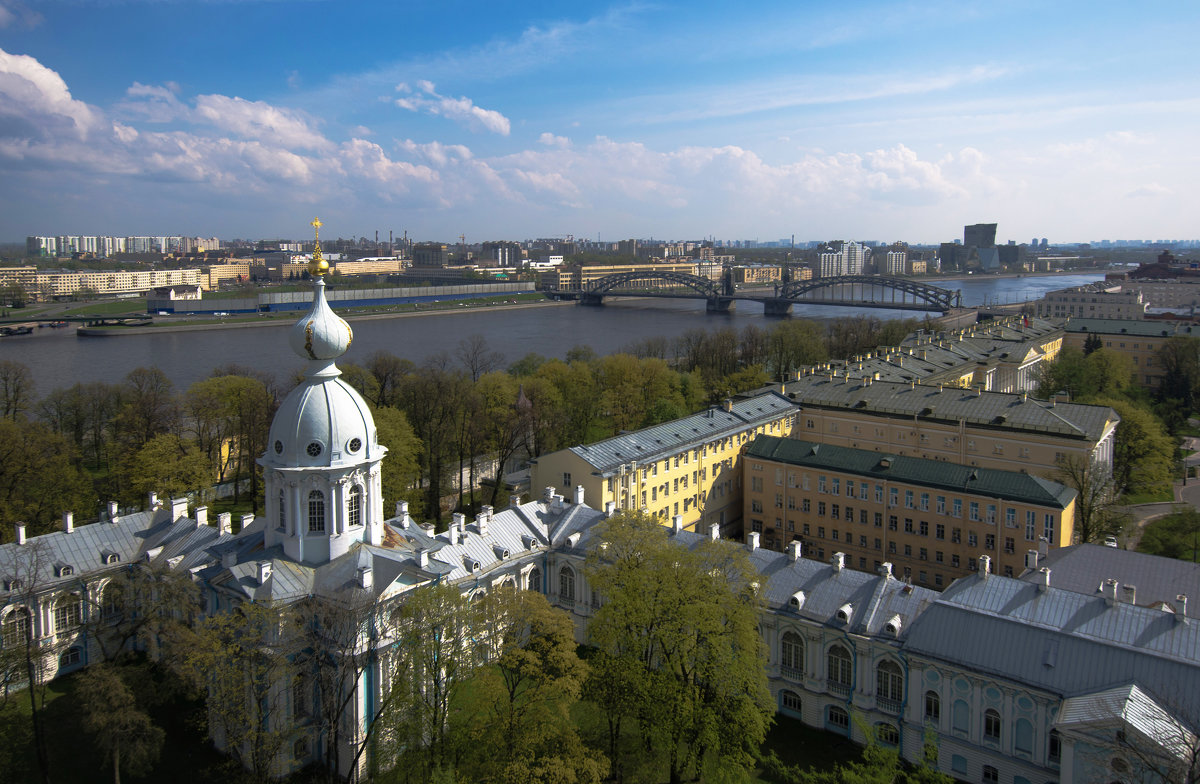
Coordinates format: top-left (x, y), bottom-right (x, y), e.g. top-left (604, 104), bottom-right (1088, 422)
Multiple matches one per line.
top-left (148, 491), bottom-right (159, 509)
top-left (879, 561), bottom-right (893, 579)
top-left (14, 523), bottom-right (25, 545)
top-left (1121, 584), bottom-right (1137, 605)
top-left (1025, 550), bottom-right (1039, 571)
top-left (170, 497), bottom-right (188, 521)
top-left (240, 513), bottom-right (254, 532)
top-left (453, 513), bottom-right (466, 540)
top-left (709, 523), bottom-right (721, 540)
top-left (218, 513), bottom-right (232, 536)
top-left (605, 501), bottom-right (617, 518)
top-left (1102, 578), bottom-right (1119, 605)
top-left (195, 506), bottom-right (208, 527)
top-left (978, 555), bottom-right (991, 578)
top-left (672, 515), bottom-right (684, 534)
top-left (543, 486), bottom-right (555, 503)
top-left (63, 511), bottom-right (74, 534)
top-left (357, 566), bottom-right (373, 591)
top-left (574, 485), bottom-right (586, 505)
top-left (416, 548), bottom-right (429, 568)
top-left (747, 531), bottom-right (760, 551)
top-left (1038, 567), bottom-right (1051, 591)
top-left (832, 552), bottom-right (845, 572)
top-left (510, 494), bottom-right (522, 508)
top-left (108, 501), bottom-right (120, 522)
top-left (1038, 537), bottom-right (1049, 557)
top-left (787, 540), bottom-right (802, 563)
top-left (1177, 594), bottom-right (1189, 621)
top-left (257, 561), bottom-right (272, 585)
top-left (397, 501), bottom-right (410, 529)
top-left (447, 524), bottom-right (459, 545)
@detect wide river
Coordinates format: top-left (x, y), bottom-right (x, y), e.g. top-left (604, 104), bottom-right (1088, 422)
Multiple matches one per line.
top-left (3, 273), bottom-right (1104, 395)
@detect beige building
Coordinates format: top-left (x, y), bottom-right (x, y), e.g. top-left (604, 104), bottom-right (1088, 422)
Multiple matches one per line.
top-left (332, 258), bottom-right (405, 276)
top-left (1062, 317), bottom-right (1200, 389)
top-left (743, 436), bottom-right (1077, 588)
top-left (732, 265), bottom-right (782, 284)
top-left (530, 392), bottom-right (797, 534)
top-left (779, 376), bottom-right (1118, 477)
top-left (33, 268), bottom-right (202, 299)
top-left (1035, 283), bottom-right (1147, 320)
top-left (543, 261), bottom-right (700, 290)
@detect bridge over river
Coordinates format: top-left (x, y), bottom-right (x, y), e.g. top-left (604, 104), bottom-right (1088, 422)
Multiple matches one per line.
top-left (546, 271), bottom-right (963, 314)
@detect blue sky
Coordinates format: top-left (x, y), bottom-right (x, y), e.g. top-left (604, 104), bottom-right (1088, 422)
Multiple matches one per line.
top-left (1, 1), bottom-right (1197, 245)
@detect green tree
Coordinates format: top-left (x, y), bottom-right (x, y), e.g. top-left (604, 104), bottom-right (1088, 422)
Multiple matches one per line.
top-left (0, 419), bottom-right (94, 538)
top-left (1056, 455), bottom-right (1130, 544)
top-left (1158, 336), bottom-right (1200, 414)
top-left (1082, 332), bottom-right (1104, 355)
top-left (372, 405), bottom-right (423, 517)
top-left (114, 367), bottom-right (180, 451)
top-left (0, 360), bottom-right (34, 421)
top-left (123, 433), bottom-right (210, 505)
top-left (585, 510), bottom-right (774, 784)
top-left (1094, 397), bottom-right (1176, 498)
top-left (76, 664), bottom-right (165, 784)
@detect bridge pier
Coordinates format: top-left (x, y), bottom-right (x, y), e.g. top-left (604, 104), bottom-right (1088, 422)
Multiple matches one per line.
top-left (706, 297), bottom-right (734, 313)
top-left (578, 293), bottom-right (604, 306)
top-left (762, 299), bottom-right (793, 316)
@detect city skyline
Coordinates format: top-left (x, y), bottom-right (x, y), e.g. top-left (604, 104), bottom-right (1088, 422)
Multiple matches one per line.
top-left (0, 1), bottom-right (1197, 243)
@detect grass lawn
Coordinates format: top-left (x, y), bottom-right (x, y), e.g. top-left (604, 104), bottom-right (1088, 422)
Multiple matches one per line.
top-left (1122, 490), bottom-right (1175, 505)
top-left (62, 299), bottom-right (148, 316)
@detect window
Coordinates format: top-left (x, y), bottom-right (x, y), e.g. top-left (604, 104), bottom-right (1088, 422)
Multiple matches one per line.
top-left (347, 485), bottom-right (362, 528)
top-left (1048, 729), bottom-right (1061, 763)
top-left (832, 478), bottom-right (840, 495)
top-left (969, 502), bottom-right (980, 521)
top-left (919, 520), bottom-right (929, 537)
top-left (1014, 717), bottom-right (1033, 754)
top-left (875, 660), bottom-right (902, 708)
top-left (294, 678), bottom-right (309, 719)
top-left (751, 477), bottom-right (763, 492)
top-left (802, 499), bottom-right (811, 513)
top-left (952, 499), bottom-right (962, 518)
top-left (58, 646), bottom-right (81, 669)
top-left (968, 531), bottom-right (978, 547)
top-left (1004, 537), bottom-right (1015, 554)
top-left (54, 594), bottom-right (81, 632)
top-left (831, 505), bottom-right (839, 520)
top-left (780, 690), bottom-right (802, 714)
top-left (875, 722), bottom-right (899, 746)
top-left (982, 765), bottom-right (998, 783)
top-left (904, 518), bottom-right (914, 533)
top-left (562, 472), bottom-right (572, 487)
top-left (1044, 513), bottom-right (1055, 544)
top-left (827, 645), bottom-right (852, 691)
top-left (308, 490), bottom-right (326, 533)
top-left (1006, 508), bottom-right (1016, 527)
top-left (983, 709), bottom-right (1001, 742)
top-left (936, 495), bottom-right (946, 514)
top-left (874, 513), bottom-right (882, 527)
top-left (751, 500), bottom-right (763, 513)
top-left (924, 690), bottom-right (940, 722)
top-left (818, 476), bottom-right (827, 493)
top-left (1026, 510), bottom-right (1036, 540)
top-left (875, 485), bottom-right (883, 503)
top-left (277, 489), bottom-right (287, 532)
top-left (920, 493), bottom-right (929, 511)
top-left (985, 534), bottom-right (995, 550)
top-left (951, 554), bottom-right (960, 567)
top-left (526, 567), bottom-right (542, 592)
top-left (890, 488), bottom-right (899, 507)
top-left (558, 566), bottom-right (576, 604)
top-left (2, 607), bottom-right (30, 647)
top-left (888, 515), bottom-right (898, 531)
top-left (101, 583), bottom-right (123, 619)
top-left (294, 738), bottom-right (309, 761)
top-left (986, 504), bottom-right (997, 524)
top-left (935, 523), bottom-right (945, 540)
top-left (860, 482), bottom-right (869, 500)
top-left (828, 705), bottom-right (850, 731)
top-left (780, 631), bottom-right (804, 679)
top-left (818, 502), bottom-right (826, 516)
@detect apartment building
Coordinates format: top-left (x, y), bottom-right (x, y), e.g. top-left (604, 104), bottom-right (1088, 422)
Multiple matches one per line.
top-left (529, 392), bottom-right (797, 534)
top-left (1035, 282), bottom-right (1147, 320)
top-left (33, 268), bottom-right (202, 299)
top-left (742, 436), bottom-right (1076, 586)
top-left (541, 261), bottom-right (700, 290)
top-left (780, 375), bottom-right (1118, 476)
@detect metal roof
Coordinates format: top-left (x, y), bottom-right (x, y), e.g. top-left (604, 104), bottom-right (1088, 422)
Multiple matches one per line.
top-left (566, 392), bottom-right (796, 474)
top-left (746, 436), bottom-right (1076, 508)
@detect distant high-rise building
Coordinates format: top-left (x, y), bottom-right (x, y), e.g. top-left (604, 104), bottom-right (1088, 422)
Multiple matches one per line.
top-left (885, 251), bottom-right (907, 275)
top-left (843, 241), bottom-right (867, 274)
top-left (964, 223), bottom-right (997, 248)
top-left (411, 243), bottom-right (448, 268)
top-left (481, 240), bottom-right (522, 268)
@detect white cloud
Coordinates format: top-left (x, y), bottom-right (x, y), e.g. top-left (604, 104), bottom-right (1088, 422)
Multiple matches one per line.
top-left (0, 0), bottom-right (41, 30)
top-left (0, 47), bottom-right (101, 140)
top-left (538, 132), bottom-right (569, 148)
top-left (193, 94), bottom-right (330, 151)
top-left (116, 82), bottom-right (190, 123)
top-left (393, 81), bottom-right (510, 135)
top-left (1127, 183), bottom-right (1173, 198)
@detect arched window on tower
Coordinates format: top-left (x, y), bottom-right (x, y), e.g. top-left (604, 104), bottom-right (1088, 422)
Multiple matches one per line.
top-left (277, 489), bottom-right (287, 532)
top-left (347, 485), bottom-right (362, 528)
top-left (308, 490), bottom-right (325, 533)
top-left (527, 567), bottom-right (542, 593)
top-left (780, 631), bottom-right (805, 680)
top-left (558, 566), bottom-right (576, 605)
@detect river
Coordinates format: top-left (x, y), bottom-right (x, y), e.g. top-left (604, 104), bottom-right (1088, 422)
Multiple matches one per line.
top-left (1, 273), bottom-right (1105, 395)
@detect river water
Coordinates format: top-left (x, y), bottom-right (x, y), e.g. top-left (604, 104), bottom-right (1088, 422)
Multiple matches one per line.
top-left (1, 273), bottom-right (1104, 395)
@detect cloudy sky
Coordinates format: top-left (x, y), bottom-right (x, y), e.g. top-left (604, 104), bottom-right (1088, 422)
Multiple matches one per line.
top-left (0, 1), bottom-right (1196, 245)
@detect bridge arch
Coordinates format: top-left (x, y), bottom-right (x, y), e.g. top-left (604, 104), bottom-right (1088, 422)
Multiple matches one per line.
top-left (778, 276), bottom-right (961, 311)
top-left (582, 270), bottom-right (722, 298)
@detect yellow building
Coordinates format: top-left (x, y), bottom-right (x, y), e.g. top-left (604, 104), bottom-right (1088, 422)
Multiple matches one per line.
top-left (529, 392), bottom-right (797, 534)
top-left (743, 436), bottom-right (1077, 588)
top-left (543, 262), bottom-right (699, 290)
top-left (1062, 317), bottom-right (1197, 389)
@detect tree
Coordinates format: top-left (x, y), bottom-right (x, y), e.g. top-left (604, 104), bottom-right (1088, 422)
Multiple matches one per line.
top-left (2, 541), bottom-right (53, 784)
top-left (0, 419), bottom-right (94, 538)
top-left (585, 510), bottom-right (774, 784)
top-left (123, 433), bottom-right (210, 506)
top-left (1138, 507), bottom-right (1200, 562)
top-left (0, 360), bottom-right (33, 421)
top-left (1094, 397), bottom-right (1175, 498)
top-left (1158, 336), bottom-right (1200, 414)
top-left (115, 367), bottom-right (180, 450)
top-left (1082, 332), bottom-right (1104, 355)
top-left (76, 664), bottom-right (165, 784)
top-left (175, 601), bottom-right (299, 784)
top-left (456, 334), bottom-right (505, 383)
top-left (1055, 455), bottom-right (1129, 544)
top-left (372, 405), bottom-right (423, 517)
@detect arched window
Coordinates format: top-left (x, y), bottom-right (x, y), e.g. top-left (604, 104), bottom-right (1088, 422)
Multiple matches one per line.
top-left (952, 699), bottom-right (969, 733)
top-left (983, 708), bottom-right (1001, 742)
top-left (347, 485), bottom-right (362, 528)
top-left (780, 631), bottom-right (805, 679)
top-left (527, 567), bottom-right (542, 593)
top-left (875, 660), bottom-right (903, 708)
top-left (2, 607), bottom-right (30, 647)
top-left (54, 594), bottom-right (82, 633)
top-left (1014, 717), bottom-right (1033, 754)
top-left (277, 489), bottom-right (287, 532)
top-left (780, 690), bottom-right (802, 715)
top-left (558, 566), bottom-right (576, 604)
top-left (1048, 729), bottom-right (1062, 763)
top-left (981, 765), bottom-right (998, 783)
top-left (874, 722), bottom-right (899, 746)
top-left (827, 705), bottom-right (850, 732)
top-left (827, 645), bottom-right (852, 694)
top-left (308, 490), bottom-right (325, 533)
top-left (101, 582), bottom-right (123, 619)
top-left (924, 690), bottom-right (941, 723)
top-left (59, 647), bottom-right (82, 669)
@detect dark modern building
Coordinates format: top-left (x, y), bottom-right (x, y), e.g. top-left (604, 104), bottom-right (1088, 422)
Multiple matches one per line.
top-left (964, 223), bottom-right (997, 248)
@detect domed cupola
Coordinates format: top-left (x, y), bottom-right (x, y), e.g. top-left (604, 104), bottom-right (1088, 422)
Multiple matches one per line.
top-left (259, 218), bottom-right (387, 565)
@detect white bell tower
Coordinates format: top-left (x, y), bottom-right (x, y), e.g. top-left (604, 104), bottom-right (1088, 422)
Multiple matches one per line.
top-left (258, 218), bottom-right (387, 565)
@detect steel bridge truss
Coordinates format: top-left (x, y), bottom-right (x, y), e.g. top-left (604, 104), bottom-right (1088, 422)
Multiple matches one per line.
top-left (777, 275), bottom-right (961, 310)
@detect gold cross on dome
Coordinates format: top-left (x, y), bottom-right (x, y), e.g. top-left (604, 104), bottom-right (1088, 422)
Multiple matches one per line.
top-left (311, 216), bottom-right (322, 240)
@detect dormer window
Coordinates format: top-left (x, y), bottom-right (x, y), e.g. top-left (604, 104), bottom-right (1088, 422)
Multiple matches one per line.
top-left (836, 603), bottom-right (852, 623)
top-left (56, 565), bottom-right (74, 578)
top-left (103, 552), bottom-right (120, 565)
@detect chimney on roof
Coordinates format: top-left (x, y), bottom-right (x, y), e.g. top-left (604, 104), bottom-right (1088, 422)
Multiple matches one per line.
top-left (1038, 567), bottom-right (1051, 591)
top-left (1177, 594), bottom-right (1189, 622)
top-left (510, 494), bottom-right (522, 508)
top-left (195, 506), bottom-right (208, 528)
top-left (787, 540), bottom-right (802, 563)
top-left (170, 497), bottom-right (188, 521)
top-left (357, 566), bottom-right (373, 591)
top-left (447, 521), bottom-right (460, 546)
top-left (221, 549), bottom-right (236, 568)
top-left (879, 561), bottom-right (893, 579)
top-left (108, 501), bottom-right (119, 522)
top-left (397, 501), bottom-right (411, 529)
top-left (574, 485), bottom-right (586, 505)
top-left (722, 398), bottom-right (733, 412)
top-left (416, 548), bottom-right (429, 568)
top-left (605, 501), bottom-right (617, 517)
top-left (832, 552), bottom-right (845, 571)
top-left (1120, 584), bottom-right (1137, 605)
top-left (218, 512), bottom-right (232, 536)
top-left (978, 554), bottom-right (991, 578)
top-left (1102, 578), bottom-right (1119, 605)
top-left (148, 491), bottom-right (159, 510)
top-left (479, 505), bottom-right (493, 534)
top-left (240, 513), bottom-right (254, 532)
top-left (543, 486), bottom-right (555, 503)
top-left (1038, 536), bottom-right (1049, 557)
top-left (63, 511), bottom-right (74, 534)
top-left (257, 561), bottom-right (272, 586)
top-left (14, 523), bottom-right (25, 545)
top-left (747, 531), bottom-right (759, 551)
top-left (673, 515), bottom-right (684, 534)
top-left (1025, 550), bottom-right (1039, 571)
top-left (709, 523), bottom-right (721, 541)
